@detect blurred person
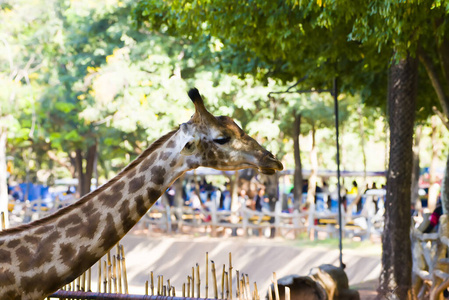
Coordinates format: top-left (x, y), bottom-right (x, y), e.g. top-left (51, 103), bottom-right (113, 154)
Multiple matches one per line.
top-left (254, 188), bottom-right (265, 212)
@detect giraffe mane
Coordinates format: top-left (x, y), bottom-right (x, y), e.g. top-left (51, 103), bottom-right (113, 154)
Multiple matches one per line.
top-left (0, 128), bottom-right (180, 236)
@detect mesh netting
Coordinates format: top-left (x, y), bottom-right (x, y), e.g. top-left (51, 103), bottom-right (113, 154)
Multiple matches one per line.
top-left (377, 55), bottom-right (418, 299)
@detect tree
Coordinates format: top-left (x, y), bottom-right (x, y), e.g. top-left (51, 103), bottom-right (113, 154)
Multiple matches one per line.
top-left (133, 1), bottom-right (449, 297)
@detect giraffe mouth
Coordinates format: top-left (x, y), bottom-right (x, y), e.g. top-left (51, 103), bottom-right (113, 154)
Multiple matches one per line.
top-left (256, 153), bottom-right (284, 175)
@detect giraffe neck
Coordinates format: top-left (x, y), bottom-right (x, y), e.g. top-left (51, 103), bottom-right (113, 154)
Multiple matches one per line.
top-left (0, 128), bottom-right (196, 299)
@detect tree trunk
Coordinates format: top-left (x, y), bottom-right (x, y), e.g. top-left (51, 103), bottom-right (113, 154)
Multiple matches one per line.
top-left (378, 55), bottom-right (417, 299)
top-left (74, 142), bottom-right (97, 197)
top-left (293, 112), bottom-right (303, 209)
top-left (0, 127), bottom-right (9, 229)
top-left (428, 116), bottom-right (441, 212)
top-left (306, 124), bottom-right (317, 205)
top-left (357, 105), bottom-right (367, 184)
top-left (410, 125), bottom-right (422, 208)
top-left (442, 154), bottom-right (449, 215)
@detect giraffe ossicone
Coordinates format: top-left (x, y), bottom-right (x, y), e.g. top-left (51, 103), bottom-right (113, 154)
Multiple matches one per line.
top-left (0, 88), bottom-right (283, 300)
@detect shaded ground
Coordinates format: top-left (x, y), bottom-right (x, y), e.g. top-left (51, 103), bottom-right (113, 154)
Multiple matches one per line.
top-left (107, 231), bottom-right (381, 299)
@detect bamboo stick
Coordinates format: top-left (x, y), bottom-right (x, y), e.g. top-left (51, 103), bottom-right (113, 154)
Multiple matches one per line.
top-left (229, 252), bottom-right (233, 300)
top-left (245, 274), bottom-right (251, 298)
top-left (145, 280), bottom-right (148, 295)
top-left (103, 260), bottom-right (108, 293)
top-left (107, 251), bottom-right (112, 293)
top-left (120, 245), bottom-right (128, 294)
top-left (225, 271), bottom-right (229, 299)
top-left (236, 270), bottom-right (240, 299)
top-left (76, 274), bottom-right (80, 291)
top-left (268, 285), bottom-right (273, 300)
top-left (87, 268), bottom-right (91, 292)
top-left (187, 276), bottom-right (191, 298)
top-left (150, 271), bottom-right (154, 295)
top-left (273, 273), bottom-right (279, 300)
top-left (285, 286), bottom-right (290, 300)
top-left (211, 261), bottom-right (218, 299)
top-left (112, 255), bottom-right (117, 293)
top-left (221, 264), bottom-right (225, 299)
top-left (171, 286), bottom-right (175, 297)
top-left (80, 271), bottom-right (85, 291)
top-left (206, 252), bottom-right (209, 298)
top-left (196, 263), bottom-right (201, 298)
top-left (191, 267), bottom-right (195, 297)
top-left (116, 244), bottom-right (122, 294)
top-left (1, 212), bottom-right (5, 230)
top-left (97, 261), bottom-right (102, 292)
top-left (167, 279), bottom-right (171, 296)
top-left (182, 282), bottom-right (186, 298)
top-left (254, 282), bottom-right (259, 300)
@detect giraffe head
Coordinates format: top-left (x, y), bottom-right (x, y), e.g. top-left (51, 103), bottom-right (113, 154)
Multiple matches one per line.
top-left (179, 88), bottom-right (283, 175)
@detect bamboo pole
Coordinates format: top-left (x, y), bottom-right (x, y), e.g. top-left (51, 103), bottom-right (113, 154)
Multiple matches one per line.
top-left (80, 271), bottom-right (86, 291)
top-left (273, 273), bottom-right (279, 300)
top-left (196, 263), bottom-right (201, 298)
top-left (229, 252), bottom-right (233, 300)
top-left (236, 270), bottom-right (240, 299)
top-left (225, 272), bottom-right (229, 299)
top-left (1, 212), bottom-right (5, 230)
top-left (167, 279), bottom-right (171, 296)
top-left (171, 286), bottom-right (175, 296)
top-left (182, 282), bottom-right (186, 298)
top-left (245, 274), bottom-right (251, 298)
top-left (211, 261), bottom-right (218, 299)
top-left (107, 251), bottom-right (112, 293)
top-left (103, 260), bottom-right (108, 293)
top-left (87, 268), bottom-right (91, 292)
top-left (112, 255), bottom-right (117, 293)
top-left (97, 261), bottom-right (101, 292)
top-left (116, 244), bottom-right (122, 294)
top-left (120, 245), bottom-right (129, 294)
top-left (206, 252), bottom-right (209, 298)
top-left (145, 280), bottom-right (148, 295)
top-left (221, 264), bottom-right (225, 299)
top-left (268, 285), bottom-right (273, 300)
top-left (191, 266), bottom-right (195, 297)
top-left (285, 286), bottom-right (290, 300)
top-left (187, 276), bottom-right (191, 298)
top-left (150, 271), bottom-right (154, 295)
top-left (254, 282), bottom-right (259, 300)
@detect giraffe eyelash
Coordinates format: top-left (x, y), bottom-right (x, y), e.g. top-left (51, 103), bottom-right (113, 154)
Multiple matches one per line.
top-left (213, 137), bottom-right (231, 145)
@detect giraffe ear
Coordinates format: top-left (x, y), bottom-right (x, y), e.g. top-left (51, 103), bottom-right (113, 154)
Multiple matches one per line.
top-left (181, 137), bottom-right (199, 155)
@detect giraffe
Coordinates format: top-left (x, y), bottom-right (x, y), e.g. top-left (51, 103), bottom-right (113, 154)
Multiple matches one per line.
top-left (0, 88), bottom-right (283, 300)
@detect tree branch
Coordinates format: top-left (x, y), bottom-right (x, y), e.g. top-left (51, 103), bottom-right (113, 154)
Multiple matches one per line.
top-left (432, 106), bottom-right (449, 131)
top-left (418, 51), bottom-right (449, 118)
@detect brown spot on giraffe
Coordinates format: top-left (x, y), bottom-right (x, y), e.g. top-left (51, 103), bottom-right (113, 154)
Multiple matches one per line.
top-left (6, 239), bottom-right (19, 249)
top-left (57, 214), bottom-right (83, 229)
top-left (0, 249), bottom-right (11, 264)
top-left (18, 231), bottom-right (60, 272)
top-left (21, 266), bottom-right (59, 295)
top-left (159, 151), bottom-right (171, 161)
top-left (134, 195), bottom-right (148, 216)
top-left (150, 166), bottom-right (166, 185)
top-left (169, 159), bottom-right (177, 167)
top-left (129, 175), bottom-right (145, 194)
top-left (119, 202), bottom-right (135, 233)
top-left (147, 187), bottom-right (161, 203)
top-left (111, 180), bottom-right (125, 193)
top-left (59, 243), bottom-right (76, 262)
top-left (0, 269), bottom-right (16, 285)
top-left (99, 214), bottom-right (121, 251)
top-left (166, 140), bottom-right (176, 148)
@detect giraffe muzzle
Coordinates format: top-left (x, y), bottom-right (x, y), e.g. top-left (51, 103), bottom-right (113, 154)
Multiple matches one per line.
top-left (258, 153), bottom-right (283, 175)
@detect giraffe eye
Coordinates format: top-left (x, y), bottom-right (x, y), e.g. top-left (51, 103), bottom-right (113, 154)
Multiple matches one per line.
top-left (213, 137), bottom-right (231, 145)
